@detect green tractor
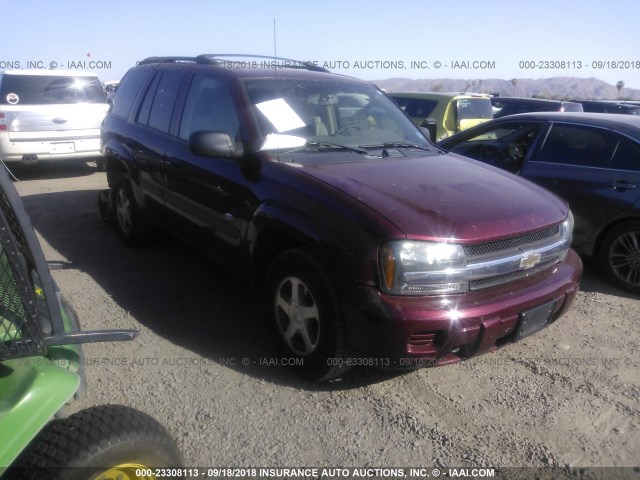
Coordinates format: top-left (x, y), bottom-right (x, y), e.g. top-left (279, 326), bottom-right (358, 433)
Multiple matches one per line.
top-left (0, 166), bottom-right (181, 479)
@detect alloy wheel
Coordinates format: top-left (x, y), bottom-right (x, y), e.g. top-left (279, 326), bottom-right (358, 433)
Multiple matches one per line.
top-left (274, 276), bottom-right (320, 356)
top-left (115, 188), bottom-right (133, 236)
top-left (609, 230), bottom-right (640, 287)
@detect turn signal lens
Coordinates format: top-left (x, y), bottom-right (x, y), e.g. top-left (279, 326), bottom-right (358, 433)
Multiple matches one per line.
top-left (381, 245), bottom-right (396, 290)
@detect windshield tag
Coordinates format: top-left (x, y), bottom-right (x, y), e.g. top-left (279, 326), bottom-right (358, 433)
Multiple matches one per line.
top-left (256, 98), bottom-right (306, 133)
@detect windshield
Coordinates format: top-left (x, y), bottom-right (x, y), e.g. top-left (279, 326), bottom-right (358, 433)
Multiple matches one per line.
top-left (243, 79), bottom-right (431, 154)
top-left (0, 74), bottom-right (106, 105)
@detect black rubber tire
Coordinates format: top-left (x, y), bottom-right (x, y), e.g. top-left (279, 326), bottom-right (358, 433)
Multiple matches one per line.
top-left (264, 248), bottom-right (351, 381)
top-left (9, 404), bottom-right (182, 480)
top-left (111, 175), bottom-right (150, 247)
top-left (98, 190), bottom-right (113, 226)
top-left (600, 221), bottom-right (640, 295)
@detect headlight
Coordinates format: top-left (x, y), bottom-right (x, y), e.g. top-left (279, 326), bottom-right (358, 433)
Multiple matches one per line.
top-left (560, 210), bottom-right (574, 245)
top-left (380, 240), bottom-right (468, 295)
top-left (558, 210), bottom-right (574, 262)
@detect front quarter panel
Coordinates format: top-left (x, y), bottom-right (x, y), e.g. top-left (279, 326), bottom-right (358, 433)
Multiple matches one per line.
top-left (249, 160), bottom-right (404, 286)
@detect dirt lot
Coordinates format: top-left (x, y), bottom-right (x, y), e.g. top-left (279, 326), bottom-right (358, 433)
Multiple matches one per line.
top-left (11, 161), bottom-right (640, 479)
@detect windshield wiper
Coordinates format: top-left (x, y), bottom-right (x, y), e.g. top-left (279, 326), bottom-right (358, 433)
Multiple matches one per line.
top-left (361, 142), bottom-right (434, 151)
top-left (285, 141), bottom-right (371, 155)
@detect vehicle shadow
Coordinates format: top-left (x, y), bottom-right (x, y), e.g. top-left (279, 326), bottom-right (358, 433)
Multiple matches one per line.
top-left (20, 188), bottom-right (403, 391)
top-left (22, 188), bottom-right (633, 390)
top-left (578, 257), bottom-right (638, 300)
top-left (5, 159), bottom-right (98, 181)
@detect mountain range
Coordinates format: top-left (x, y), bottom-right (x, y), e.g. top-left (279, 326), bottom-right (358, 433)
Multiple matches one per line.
top-left (373, 77), bottom-right (640, 100)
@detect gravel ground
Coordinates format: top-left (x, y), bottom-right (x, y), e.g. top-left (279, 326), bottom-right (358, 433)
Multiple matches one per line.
top-left (11, 161), bottom-right (640, 479)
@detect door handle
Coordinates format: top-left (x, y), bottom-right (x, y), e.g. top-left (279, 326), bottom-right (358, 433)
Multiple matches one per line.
top-left (609, 181), bottom-right (637, 191)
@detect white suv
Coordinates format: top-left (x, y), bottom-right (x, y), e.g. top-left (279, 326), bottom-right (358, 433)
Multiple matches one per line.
top-left (0, 70), bottom-right (108, 165)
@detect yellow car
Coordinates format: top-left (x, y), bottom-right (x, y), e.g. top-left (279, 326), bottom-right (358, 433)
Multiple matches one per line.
top-left (389, 92), bottom-right (494, 141)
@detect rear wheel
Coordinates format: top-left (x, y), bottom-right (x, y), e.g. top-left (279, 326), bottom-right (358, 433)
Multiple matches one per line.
top-left (265, 249), bottom-right (351, 381)
top-left (10, 404), bottom-right (182, 480)
top-left (111, 175), bottom-right (150, 247)
top-left (600, 221), bottom-right (640, 294)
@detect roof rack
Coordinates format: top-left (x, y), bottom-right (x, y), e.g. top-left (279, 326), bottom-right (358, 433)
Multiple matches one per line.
top-left (137, 56), bottom-right (209, 66)
top-left (137, 54), bottom-right (330, 73)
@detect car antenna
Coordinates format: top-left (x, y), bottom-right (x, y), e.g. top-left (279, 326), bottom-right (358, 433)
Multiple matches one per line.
top-left (273, 19), bottom-right (277, 78)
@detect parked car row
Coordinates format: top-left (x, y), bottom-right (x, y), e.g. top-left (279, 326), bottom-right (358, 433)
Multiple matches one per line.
top-left (578, 100), bottom-right (640, 115)
top-left (490, 96), bottom-right (583, 118)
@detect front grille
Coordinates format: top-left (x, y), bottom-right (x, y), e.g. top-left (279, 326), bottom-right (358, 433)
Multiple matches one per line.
top-left (469, 258), bottom-right (558, 291)
top-left (464, 225), bottom-right (559, 257)
top-left (461, 221), bottom-right (569, 292)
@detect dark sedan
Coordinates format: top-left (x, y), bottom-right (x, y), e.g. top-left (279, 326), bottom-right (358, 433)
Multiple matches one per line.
top-left (490, 97), bottom-right (583, 118)
top-left (438, 112), bottom-right (640, 294)
top-left (577, 100), bottom-right (640, 116)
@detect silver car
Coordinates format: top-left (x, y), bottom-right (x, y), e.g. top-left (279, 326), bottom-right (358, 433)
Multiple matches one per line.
top-left (0, 70), bottom-right (108, 164)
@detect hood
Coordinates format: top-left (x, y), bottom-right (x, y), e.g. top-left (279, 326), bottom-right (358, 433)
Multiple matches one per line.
top-left (298, 153), bottom-right (567, 244)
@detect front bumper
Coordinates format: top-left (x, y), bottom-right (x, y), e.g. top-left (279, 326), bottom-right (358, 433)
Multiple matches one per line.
top-left (342, 249), bottom-right (582, 368)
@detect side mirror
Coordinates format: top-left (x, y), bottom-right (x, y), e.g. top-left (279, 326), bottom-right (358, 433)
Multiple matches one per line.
top-left (188, 131), bottom-right (244, 159)
top-left (420, 118), bottom-right (437, 142)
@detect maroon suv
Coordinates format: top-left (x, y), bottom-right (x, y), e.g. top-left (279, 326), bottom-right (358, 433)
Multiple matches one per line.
top-left (101, 55), bottom-right (582, 380)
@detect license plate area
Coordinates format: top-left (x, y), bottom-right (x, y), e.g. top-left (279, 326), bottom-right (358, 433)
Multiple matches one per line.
top-left (50, 142), bottom-right (75, 154)
top-left (515, 300), bottom-right (556, 340)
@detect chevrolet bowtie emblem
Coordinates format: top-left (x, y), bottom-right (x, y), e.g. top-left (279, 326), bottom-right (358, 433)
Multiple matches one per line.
top-left (520, 252), bottom-right (542, 269)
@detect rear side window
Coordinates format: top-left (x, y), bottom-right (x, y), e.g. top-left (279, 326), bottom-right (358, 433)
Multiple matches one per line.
top-left (0, 74), bottom-right (105, 105)
top-left (456, 98), bottom-right (493, 120)
top-left (580, 102), bottom-right (606, 113)
top-left (111, 69), bottom-right (153, 119)
top-left (537, 124), bottom-right (617, 168)
top-left (561, 103), bottom-right (583, 112)
top-left (136, 74), bottom-right (161, 126)
top-left (146, 71), bottom-right (184, 134)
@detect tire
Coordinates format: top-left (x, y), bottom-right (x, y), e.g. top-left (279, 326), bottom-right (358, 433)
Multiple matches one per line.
top-left (600, 221), bottom-right (640, 294)
top-left (264, 248), bottom-right (351, 381)
top-left (98, 190), bottom-right (113, 226)
top-left (111, 175), bottom-right (150, 247)
top-left (10, 404), bottom-right (182, 480)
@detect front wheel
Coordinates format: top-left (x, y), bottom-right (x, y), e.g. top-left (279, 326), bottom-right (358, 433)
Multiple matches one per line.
top-left (265, 249), bottom-right (351, 381)
top-left (10, 405), bottom-right (182, 480)
top-left (600, 221), bottom-right (640, 294)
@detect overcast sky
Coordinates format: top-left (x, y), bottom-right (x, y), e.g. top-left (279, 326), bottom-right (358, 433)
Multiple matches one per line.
top-left (5, 0), bottom-right (639, 89)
